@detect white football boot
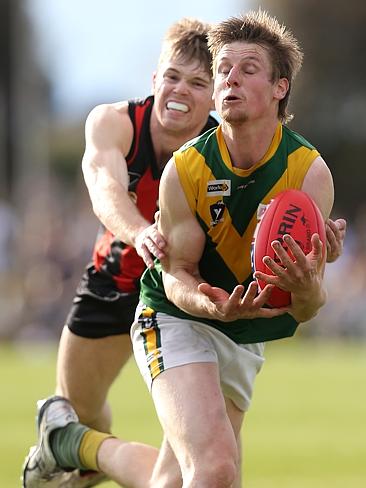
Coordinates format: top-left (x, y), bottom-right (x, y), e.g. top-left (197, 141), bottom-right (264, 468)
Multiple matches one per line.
top-left (22, 396), bottom-right (79, 487)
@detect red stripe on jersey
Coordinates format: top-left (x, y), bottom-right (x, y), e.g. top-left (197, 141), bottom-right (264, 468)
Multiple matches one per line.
top-left (127, 100), bottom-right (152, 165)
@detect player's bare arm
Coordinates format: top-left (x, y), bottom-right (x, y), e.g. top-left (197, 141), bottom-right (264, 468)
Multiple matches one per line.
top-left (301, 158), bottom-right (345, 263)
top-left (160, 160), bottom-right (288, 321)
top-left (301, 156), bottom-right (334, 226)
top-left (302, 157), bottom-right (346, 263)
top-left (82, 103), bottom-right (166, 262)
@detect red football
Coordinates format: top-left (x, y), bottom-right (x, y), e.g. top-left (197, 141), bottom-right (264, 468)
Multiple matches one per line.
top-left (252, 189), bottom-right (326, 308)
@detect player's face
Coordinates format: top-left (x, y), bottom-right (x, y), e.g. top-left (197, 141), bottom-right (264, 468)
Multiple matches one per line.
top-left (153, 55), bottom-right (213, 134)
top-left (213, 41), bottom-right (288, 124)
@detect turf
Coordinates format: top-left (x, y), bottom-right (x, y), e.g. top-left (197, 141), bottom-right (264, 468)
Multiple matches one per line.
top-left (1, 339), bottom-right (365, 487)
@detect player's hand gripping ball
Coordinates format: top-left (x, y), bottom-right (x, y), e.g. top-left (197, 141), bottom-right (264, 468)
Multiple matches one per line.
top-left (252, 189), bottom-right (326, 307)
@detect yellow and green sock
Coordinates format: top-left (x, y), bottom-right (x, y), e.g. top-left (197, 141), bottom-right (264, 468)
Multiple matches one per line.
top-left (50, 423), bottom-right (114, 471)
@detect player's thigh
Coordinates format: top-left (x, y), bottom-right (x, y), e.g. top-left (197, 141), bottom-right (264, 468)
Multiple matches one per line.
top-left (56, 327), bottom-right (132, 417)
top-left (152, 362), bottom-right (237, 462)
top-left (133, 309), bottom-right (240, 467)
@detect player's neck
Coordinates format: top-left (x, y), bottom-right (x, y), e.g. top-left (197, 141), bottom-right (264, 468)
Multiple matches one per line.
top-left (222, 118), bottom-right (279, 170)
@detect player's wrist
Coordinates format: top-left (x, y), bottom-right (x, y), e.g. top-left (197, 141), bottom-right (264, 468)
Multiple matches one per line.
top-left (291, 286), bottom-right (327, 323)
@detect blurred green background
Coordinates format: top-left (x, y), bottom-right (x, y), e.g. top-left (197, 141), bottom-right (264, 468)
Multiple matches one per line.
top-left (1, 0), bottom-right (366, 487)
top-left (2, 340), bottom-right (366, 487)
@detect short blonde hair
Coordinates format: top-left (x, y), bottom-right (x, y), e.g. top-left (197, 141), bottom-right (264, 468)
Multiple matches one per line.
top-left (208, 10), bottom-right (303, 122)
top-left (158, 18), bottom-right (213, 77)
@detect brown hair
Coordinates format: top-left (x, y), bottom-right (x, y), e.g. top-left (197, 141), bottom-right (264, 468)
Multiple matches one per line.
top-left (158, 18), bottom-right (213, 77)
top-left (208, 10), bottom-right (303, 122)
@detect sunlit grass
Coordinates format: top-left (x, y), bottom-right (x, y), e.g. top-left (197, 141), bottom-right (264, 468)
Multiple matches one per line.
top-left (1, 339), bottom-right (365, 487)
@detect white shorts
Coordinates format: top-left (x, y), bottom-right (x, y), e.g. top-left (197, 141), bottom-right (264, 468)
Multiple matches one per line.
top-left (131, 303), bottom-right (265, 412)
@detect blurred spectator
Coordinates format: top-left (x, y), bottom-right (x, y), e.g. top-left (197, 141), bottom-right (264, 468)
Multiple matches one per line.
top-left (0, 197), bottom-right (19, 272)
top-left (0, 196), bottom-right (23, 338)
top-left (0, 177), bottom-right (98, 342)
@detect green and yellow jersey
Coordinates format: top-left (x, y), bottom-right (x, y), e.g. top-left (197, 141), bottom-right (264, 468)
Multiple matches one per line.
top-left (140, 123), bottom-right (320, 344)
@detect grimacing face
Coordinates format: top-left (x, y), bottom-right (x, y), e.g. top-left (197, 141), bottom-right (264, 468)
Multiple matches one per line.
top-left (213, 41), bottom-right (288, 124)
top-left (152, 55), bottom-right (214, 134)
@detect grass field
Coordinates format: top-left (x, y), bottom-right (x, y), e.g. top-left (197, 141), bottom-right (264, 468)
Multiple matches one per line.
top-left (1, 339), bottom-right (366, 487)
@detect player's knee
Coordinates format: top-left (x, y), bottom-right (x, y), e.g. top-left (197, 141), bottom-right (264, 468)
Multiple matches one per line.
top-left (211, 459), bottom-right (237, 487)
top-left (203, 437), bottom-right (239, 488)
top-left (188, 457), bottom-right (237, 487)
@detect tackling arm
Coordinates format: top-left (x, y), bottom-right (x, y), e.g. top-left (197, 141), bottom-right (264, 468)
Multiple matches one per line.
top-left (82, 103), bottom-right (151, 247)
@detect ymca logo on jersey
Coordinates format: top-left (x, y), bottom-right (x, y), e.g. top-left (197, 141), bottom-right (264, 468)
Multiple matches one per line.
top-left (207, 179), bottom-right (231, 197)
top-left (210, 200), bottom-right (226, 227)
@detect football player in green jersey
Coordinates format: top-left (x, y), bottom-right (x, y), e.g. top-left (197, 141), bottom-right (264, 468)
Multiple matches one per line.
top-left (131, 10), bottom-right (344, 487)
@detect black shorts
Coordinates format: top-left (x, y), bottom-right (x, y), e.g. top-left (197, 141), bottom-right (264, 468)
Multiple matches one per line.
top-left (65, 265), bottom-right (139, 339)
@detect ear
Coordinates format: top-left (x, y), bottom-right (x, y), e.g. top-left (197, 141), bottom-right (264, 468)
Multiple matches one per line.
top-left (274, 77), bottom-right (289, 101)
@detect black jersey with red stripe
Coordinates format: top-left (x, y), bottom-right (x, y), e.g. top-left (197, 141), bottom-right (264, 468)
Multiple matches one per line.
top-left (92, 95), bottom-right (218, 294)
